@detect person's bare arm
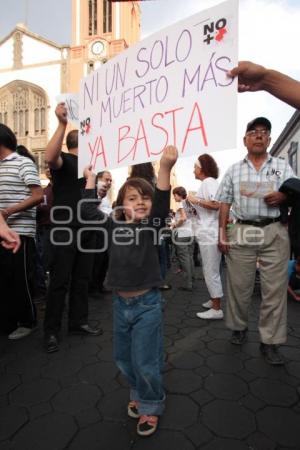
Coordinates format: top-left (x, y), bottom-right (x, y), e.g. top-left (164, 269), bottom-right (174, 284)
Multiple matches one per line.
top-left (0, 213), bottom-right (21, 253)
top-left (188, 194), bottom-right (219, 211)
top-left (173, 208), bottom-right (187, 228)
top-left (1, 185), bottom-right (43, 220)
top-left (218, 202), bottom-right (232, 254)
top-left (45, 103), bottom-right (68, 169)
top-left (229, 61), bottom-right (300, 110)
top-left (157, 146), bottom-right (178, 191)
top-left (288, 285), bottom-right (300, 302)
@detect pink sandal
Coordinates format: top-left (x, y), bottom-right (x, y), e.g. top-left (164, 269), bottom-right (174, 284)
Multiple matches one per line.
top-left (127, 400), bottom-right (139, 419)
top-left (137, 415), bottom-right (158, 436)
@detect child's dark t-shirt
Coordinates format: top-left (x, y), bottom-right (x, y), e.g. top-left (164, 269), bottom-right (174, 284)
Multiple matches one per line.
top-left (82, 187), bottom-right (170, 291)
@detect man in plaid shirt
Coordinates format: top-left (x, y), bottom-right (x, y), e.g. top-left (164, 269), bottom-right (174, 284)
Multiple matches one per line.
top-left (217, 116), bottom-right (295, 366)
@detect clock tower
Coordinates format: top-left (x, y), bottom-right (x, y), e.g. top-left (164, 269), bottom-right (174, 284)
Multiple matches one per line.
top-left (69, 0), bottom-right (141, 92)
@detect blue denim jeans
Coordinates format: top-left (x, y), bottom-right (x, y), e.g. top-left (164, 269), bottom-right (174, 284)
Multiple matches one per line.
top-left (113, 288), bottom-right (165, 416)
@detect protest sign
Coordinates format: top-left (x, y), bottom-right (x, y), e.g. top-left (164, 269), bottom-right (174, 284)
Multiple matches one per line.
top-left (56, 93), bottom-right (79, 128)
top-left (79, 0), bottom-right (238, 174)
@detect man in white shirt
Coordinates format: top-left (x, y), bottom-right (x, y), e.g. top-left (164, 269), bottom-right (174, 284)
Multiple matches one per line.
top-left (96, 171), bottom-right (113, 215)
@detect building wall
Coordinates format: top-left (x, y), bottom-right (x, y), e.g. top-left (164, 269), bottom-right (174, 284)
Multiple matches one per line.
top-left (0, 3), bottom-right (140, 186)
top-left (0, 65), bottom-right (62, 136)
top-left (22, 36), bottom-right (62, 65)
top-left (270, 114), bottom-right (300, 176)
top-left (69, 0), bottom-right (140, 92)
top-left (0, 27), bottom-right (68, 172)
top-left (0, 4), bottom-right (181, 202)
top-left (71, 0), bottom-right (140, 47)
top-left (0, 39), bottom-right (14, 70)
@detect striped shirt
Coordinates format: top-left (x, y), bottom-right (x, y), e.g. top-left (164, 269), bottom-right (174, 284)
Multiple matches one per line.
top-left (0, 152), bottom-right (41, 237)
top-left (216, 154), bottom-right (295, 220)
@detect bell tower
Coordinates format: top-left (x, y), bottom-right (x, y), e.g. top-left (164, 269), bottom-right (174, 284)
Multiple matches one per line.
top-left (69, 0), bottom-right (140, 91)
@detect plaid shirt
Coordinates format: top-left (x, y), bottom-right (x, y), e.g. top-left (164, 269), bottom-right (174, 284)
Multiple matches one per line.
top-left (216, 154), bottom-right (295, 220)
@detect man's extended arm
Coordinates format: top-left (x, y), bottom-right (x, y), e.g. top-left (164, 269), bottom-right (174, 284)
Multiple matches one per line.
top-left (45, 103), bottom-right (68, 169)
top-left (229, 61), bottom-right (300, 110)
top-left (173, 207), bottom-right (186, 229)
top-left (1, 185), bottom-right (43, 220)
top-left (188, 194), bottom-right (220, 211)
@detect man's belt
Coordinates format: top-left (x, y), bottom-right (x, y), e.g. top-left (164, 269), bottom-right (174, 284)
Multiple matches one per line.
top-left (236, 217), bottom-right (281, 227)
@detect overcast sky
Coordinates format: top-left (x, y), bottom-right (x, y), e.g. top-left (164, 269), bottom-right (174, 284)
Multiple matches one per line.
top-left (1, 0), bottom-right (299, 190)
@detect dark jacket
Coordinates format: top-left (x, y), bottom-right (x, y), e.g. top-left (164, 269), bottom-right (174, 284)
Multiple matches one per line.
top-left (279, 177), bottom-right (300, 257)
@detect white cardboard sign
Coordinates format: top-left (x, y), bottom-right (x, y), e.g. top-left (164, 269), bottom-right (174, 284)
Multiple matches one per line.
top-left (79, 0), bottom-right (238, 174)
top-left (56, 93), bottom-right (79, 128)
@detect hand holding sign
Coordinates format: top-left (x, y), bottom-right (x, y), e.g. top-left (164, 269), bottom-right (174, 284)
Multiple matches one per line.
top-left (228, 61), bottom-right (268, 93)
top-left (55, 103), bottom-right (68, 125)
top-left (83, 164), bottom-right (96, 180)
top-left (56, 94), bottom-right (79, 128)
top-left (83, 165), bottom-right (97, 190)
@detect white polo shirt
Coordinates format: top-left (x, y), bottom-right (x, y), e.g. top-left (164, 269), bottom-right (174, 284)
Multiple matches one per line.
top-left (194, 177), bottom-right (220, 229)
top-left (98, 195), bottom-right (112, 215)
top-left (175, 201), bottom-right (193, 238)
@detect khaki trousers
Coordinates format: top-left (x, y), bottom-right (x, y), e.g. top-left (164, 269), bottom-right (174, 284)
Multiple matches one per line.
top-left (226, 222), bottom-right (290, 344)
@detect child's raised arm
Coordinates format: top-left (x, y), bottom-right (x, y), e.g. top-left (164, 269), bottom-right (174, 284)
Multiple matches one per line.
top-left (157, 146), bottom-right (178, 191)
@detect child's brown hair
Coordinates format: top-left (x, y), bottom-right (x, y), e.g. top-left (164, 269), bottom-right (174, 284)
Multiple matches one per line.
top-left (114, 177), bottom-right (154, 221)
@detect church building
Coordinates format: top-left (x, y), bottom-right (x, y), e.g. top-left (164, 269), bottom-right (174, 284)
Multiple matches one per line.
top-left (0, 1), bottom-right (141, 174)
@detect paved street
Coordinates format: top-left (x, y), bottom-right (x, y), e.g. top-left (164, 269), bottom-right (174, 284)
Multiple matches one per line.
top-left (1, 267), bottom-right (300, 450)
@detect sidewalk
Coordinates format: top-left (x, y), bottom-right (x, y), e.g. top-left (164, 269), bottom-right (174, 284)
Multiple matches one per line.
top-left (1, 266), bottom-right (300, 450)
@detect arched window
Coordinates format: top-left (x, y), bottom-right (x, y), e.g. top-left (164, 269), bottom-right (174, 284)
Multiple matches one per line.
top-left (89, 0), bottom-right (98, 36)
top-left (34, 108), bottom-right (39, 134)
top-left (25, 109), bottom-right (29, 135)
top-left (33, 92), bottom-right (47, 135)
top-left (103, 0), bottom-right (112, 33)
top-left (19, 110), bottom-right (24, 136)
top-left (0, 97), bottom-right (8, 127)
top-left (13, 111), bottom-right (18, 134)
top-left (41, 108), bottom-right (46, 134)
top-left (11, 88), bottom-right (29, 137)
top-left (0, 81), bottom-right (48, 162)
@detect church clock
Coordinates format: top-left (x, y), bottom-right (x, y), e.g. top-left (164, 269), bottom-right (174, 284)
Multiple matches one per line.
top-left (91, 40), bottom-right (105, 56)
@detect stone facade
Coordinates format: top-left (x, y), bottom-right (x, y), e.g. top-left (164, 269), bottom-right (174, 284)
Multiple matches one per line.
top-left (0, 2), bottom-right (141, 178)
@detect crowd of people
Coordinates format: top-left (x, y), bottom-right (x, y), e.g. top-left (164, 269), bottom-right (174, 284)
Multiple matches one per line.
top-left (0, 61), bottom-right (299, 437)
